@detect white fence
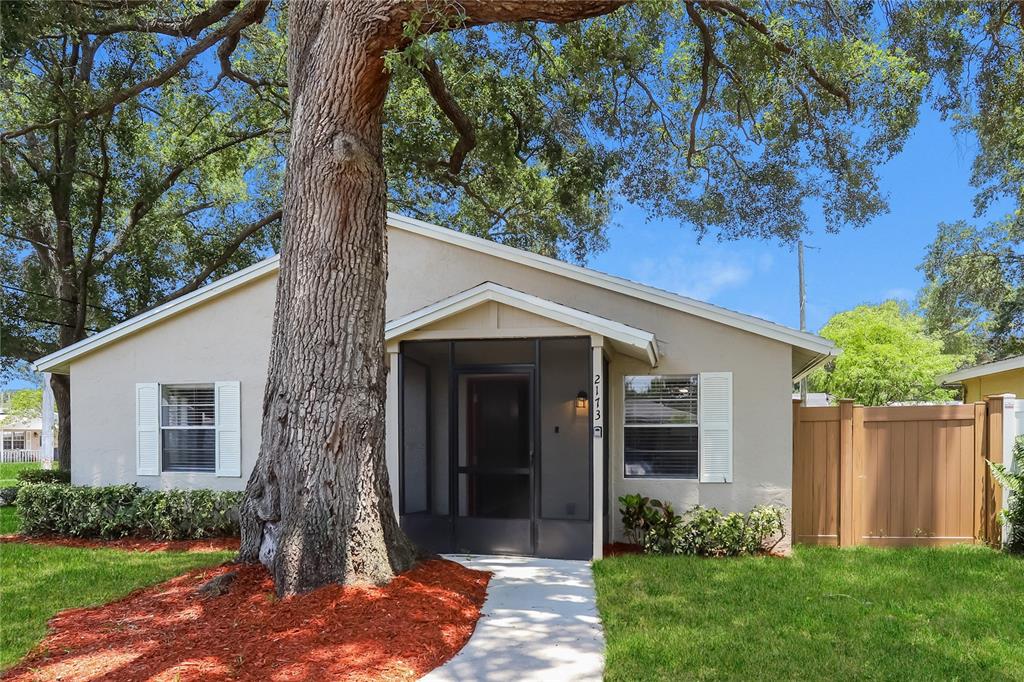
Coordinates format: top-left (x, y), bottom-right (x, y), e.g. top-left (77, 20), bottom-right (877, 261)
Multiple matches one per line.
top-left (0, 449), bottom-right (43, 463)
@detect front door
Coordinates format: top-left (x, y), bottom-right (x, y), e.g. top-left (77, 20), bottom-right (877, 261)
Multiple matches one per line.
top-left (454, 370), bottom-right (534, 555)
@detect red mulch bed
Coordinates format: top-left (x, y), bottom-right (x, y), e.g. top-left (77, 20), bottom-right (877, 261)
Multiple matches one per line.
top-left (0, 534), bottom-right (241, 553)
top-left (3, 559), bottom-right (490, 682)
top-left (603, 542), bottom-right (644, 557)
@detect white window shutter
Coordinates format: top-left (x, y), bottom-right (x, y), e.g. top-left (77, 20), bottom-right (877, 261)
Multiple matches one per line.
top-left (215, 381), bottom-right (242, 477)
top-left (136, 383), bottom-right (160, 476)
top-left (699, 372), bottom-right (733, 483)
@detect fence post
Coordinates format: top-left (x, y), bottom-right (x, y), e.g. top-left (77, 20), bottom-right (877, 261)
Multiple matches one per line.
top-left (986, 395), bottom-right (1006, 547)
top-left (999, 395), bottom-right (1016, 548)
top-left (973, 401), bottom-right (989, 543)
top-left (792, 397), bottom-right (802, 543)
top-left (838, 399), bottom-right (855, 547)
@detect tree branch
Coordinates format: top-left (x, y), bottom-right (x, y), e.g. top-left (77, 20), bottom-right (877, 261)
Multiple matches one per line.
top-left (1, 0), bottom-right (270, 141)
top-left (696, 0), bottom-right (852, 109)
top-left (150, 209), bottom-right (281, 307)
top-left (436, 1), bottom-right (629, 27)
top-left (419, 55), bottom-right (477, 175)
top-left (685, 2), bottom-right (714, 167)
top-left (94, 126), bottom-right (276, 267)
top-left (88, 0), bottom-right (241, 37)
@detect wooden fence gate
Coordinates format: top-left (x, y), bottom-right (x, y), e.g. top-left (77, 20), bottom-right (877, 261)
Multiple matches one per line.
top-left (792, 396), bottom-right (1011, 547)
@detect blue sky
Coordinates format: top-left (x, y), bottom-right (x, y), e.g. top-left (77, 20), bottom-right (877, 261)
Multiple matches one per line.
top-left (589, 104), bottom-right (994, 333)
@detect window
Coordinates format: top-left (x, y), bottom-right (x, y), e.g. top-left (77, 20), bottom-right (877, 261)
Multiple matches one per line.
top-left (624, 375), bottom-right (698, 478)
top-left (3, 431), bottom-right (26, 450)
top-left (161, 384), bottom-right (215, 472)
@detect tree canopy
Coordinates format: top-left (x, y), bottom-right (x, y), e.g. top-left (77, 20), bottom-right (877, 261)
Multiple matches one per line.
top-left (1, 388), bottom-right (45, 426)
top-left (893, 2), bottom-right (1023, 363)
top-left (919, 220), bottom-right (1023, 361)
top-left (810, 301), bottom-right (964, 406)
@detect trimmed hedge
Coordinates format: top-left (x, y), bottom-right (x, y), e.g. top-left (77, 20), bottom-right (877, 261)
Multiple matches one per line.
top-left (15, 483), bottom-right (242, 540)
top-left (16, 468), bottom-right (71, 485)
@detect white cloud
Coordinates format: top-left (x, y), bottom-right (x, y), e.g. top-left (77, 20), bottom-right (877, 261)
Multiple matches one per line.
top-left (629, 253), bottom-right (756, 302)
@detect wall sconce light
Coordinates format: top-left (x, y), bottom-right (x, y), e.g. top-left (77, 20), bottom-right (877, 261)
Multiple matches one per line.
top-left (575, 390), bottom-right (589, 411)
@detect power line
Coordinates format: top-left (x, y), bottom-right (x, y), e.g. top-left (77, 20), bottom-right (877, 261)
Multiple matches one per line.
top-left (5, 312), bottom-right (102, 333)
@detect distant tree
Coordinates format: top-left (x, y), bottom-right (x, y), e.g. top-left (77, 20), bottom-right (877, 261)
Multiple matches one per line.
top-left (1, 388), bottom-right (44, 426)
top-left (809, 301), bottom-right (964, 406)
top-left (919, 220), bottom-right (1023, 361)
top-left (1, 0), bottom-right (286, 469)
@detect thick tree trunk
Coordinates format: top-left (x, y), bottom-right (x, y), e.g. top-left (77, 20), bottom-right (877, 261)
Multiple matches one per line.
top-left (239, 0), bottom-right (417, 595)
top-left (50, 374), bottom-right (71, 471)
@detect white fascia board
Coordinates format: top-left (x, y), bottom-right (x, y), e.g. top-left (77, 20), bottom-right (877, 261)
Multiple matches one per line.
top-left (938, 355), bottom-right (1024, 384)
top-left (385, 282), bottom-right (659, 365)
top-left (386, 212), bottom-right (836, 356)
top-left (33, 255), bottom-right (280, 374)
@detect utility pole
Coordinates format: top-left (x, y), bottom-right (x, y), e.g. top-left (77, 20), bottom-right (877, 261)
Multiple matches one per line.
top-left (798, 239), bottom-right (808, 404)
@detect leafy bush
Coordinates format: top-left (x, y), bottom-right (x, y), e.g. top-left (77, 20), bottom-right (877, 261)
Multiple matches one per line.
top-left (672, 505), bottom-right (786, 556)
top-left (619, 494), bottom-right (657, 545)
top-left (620, 495), bottom-right (787, 557)
top-left (16, 468), bottom-right (70, 484)
top-left (0, 487), bottom-right (19, 507)
top-left (989, 436), bottom-right (1024, 554)
top-left (642, 499), bottom-right (684, 554)
top-left (15, 483), bottom-right (242, 540)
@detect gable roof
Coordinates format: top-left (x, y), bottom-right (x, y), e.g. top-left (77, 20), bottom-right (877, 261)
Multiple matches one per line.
top-left (938, 355), bottom-right (1024, 384)
top-left (386, 282), bottom-right (659, 365)
top-left (35, 212), bottom-right (834, 374)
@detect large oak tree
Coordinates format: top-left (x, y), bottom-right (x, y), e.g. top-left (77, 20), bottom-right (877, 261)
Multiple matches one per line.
top-left (238, 0), bottom-right (926, 595)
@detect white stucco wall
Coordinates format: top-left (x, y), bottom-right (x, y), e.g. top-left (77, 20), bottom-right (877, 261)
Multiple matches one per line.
top-left (65, 224), bottom-right (793, 546)
top-left (69, 274), bottom-right (275, 491)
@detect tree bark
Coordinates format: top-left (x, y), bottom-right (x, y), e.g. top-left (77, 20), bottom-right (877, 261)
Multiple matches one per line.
top-left (238, 0), bottom-right (417, 595)
top-left (50, 374), bottom-right (71, 471)
top-left (239, 0), bottom-right (628, 596)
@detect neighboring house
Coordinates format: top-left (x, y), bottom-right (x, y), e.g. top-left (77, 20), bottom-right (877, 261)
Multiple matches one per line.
top-left (34, 213), bottom-right (835, 560)
top-left (939, 355), bottom-right (1024, 403)
top-left (0, 415), bottom-right (43, 457)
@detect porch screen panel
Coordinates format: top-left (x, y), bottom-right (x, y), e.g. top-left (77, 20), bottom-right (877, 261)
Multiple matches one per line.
top-left (400, 341), bottom-right (450, 517)
top-left (540, 338), bottom-right (591, 520)
top-left (401, 359), bottom-right (429, 514)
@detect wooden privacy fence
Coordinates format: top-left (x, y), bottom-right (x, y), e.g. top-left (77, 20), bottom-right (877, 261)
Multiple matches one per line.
top-left (792, 396), bottom-right (1010, 547)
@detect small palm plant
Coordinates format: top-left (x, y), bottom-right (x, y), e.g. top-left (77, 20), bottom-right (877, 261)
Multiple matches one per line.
top-left (989, 436), bottom-right (1024, 553)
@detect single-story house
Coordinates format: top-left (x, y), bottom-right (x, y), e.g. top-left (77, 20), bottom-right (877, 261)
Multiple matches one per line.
top-left (1, 416), bottom-right (44, 454)
top-left (34, 213), bottom-right (835, 560)
top-left (939, 355), bottom-right (1024, 403)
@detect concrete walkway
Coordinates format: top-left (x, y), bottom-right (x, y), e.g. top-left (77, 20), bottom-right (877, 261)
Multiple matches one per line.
top-left (423, 555), bottom-right (604, 681)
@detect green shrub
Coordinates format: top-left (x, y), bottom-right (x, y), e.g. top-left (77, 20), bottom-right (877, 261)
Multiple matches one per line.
top-left (16, 468), bottom-right (70, 484)
top-left (641, 499), bottom-right (684, 554)
top-left (990, 436), bottom-right (1024, 554)
top-left (619, 494), bottom-right (657, 545)
top-left (620, 496), bottom-right (787, 557)
top-left (672, 505), bottom-right (786, 556)
top-left (15, 483), bottom-right (242, 540)
top-left (0, 486), bottom-right (19, 507)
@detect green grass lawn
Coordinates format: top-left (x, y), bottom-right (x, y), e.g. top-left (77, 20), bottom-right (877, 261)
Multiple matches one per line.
top-left (594, 545), bottom-right (1024, 681)
top-left (0, 510), bottom-right (233, 669)
top-left (0, 506), bottom-right (19, 534)
top-left (0, 461), bottom-right (39, 487)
